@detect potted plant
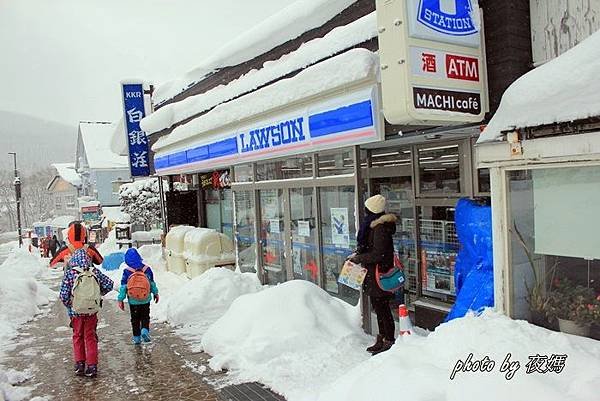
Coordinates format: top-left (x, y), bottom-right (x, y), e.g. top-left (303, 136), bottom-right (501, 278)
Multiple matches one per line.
top-left (511, 223), bottom-right (557, 329)
top-left (543, 278), bottom-right (600, 337)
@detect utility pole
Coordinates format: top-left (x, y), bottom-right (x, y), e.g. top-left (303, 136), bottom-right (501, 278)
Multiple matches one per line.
top-left (8, 152), bottom-right (23, 247)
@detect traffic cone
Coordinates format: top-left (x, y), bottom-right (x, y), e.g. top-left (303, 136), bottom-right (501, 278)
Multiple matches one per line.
top-left (398, 304), bottom-right (412, 336)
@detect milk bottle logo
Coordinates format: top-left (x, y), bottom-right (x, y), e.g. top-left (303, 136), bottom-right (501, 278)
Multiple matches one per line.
top-left (417, 0), bottom-right (478, 36)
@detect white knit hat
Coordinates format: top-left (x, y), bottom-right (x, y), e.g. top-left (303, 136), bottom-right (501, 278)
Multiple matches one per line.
top-left (365, 194), bottom-right (386, 214)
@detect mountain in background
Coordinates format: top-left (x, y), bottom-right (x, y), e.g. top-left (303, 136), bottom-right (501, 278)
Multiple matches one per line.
top-left (0, 111), bottom-right (78, 173)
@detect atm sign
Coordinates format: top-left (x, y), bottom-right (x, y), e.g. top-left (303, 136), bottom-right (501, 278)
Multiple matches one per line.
top-left (445, 54), bottom-right (479, 81)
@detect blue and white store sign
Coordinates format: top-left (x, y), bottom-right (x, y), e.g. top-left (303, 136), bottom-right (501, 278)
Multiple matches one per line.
top-left (408, 0), bottom-right (480, 48)
top-left (154, 87), bottom-right (382, 175)
top-left (121, 82), bottom-right (151, 177)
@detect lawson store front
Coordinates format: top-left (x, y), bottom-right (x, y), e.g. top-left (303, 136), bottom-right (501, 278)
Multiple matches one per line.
top-left (152, 75), bottom-right (485, 330)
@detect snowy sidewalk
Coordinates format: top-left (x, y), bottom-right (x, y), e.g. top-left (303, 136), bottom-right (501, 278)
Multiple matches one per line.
top-left (2, 298), bottom-right (284, 401)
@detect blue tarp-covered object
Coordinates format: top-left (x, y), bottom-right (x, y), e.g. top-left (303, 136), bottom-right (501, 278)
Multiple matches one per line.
top-left (102, 252), bottom-right (125, 271)
top-left (445, 198), bottom-right (494, 322)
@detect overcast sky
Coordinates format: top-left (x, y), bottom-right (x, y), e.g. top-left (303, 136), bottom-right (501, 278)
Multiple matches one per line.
top-left (0, 0), bottom-right (287, 127)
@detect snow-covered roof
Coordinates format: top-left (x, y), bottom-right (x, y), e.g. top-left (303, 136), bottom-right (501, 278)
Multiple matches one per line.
top-left (79, 121), bottom-right (129, 169)
top-left (479, 30), bottom-right (600, 143)
top-left (50, 163), bottom-right (81, 187)
top-left (153, 0), bottom-right (358, 105)
top-left (153, 47), bottom-right (378, 154)
top-left (109, 118), bottom-right (128, 157)
top-left (142, 12), bottom-right (376, 135)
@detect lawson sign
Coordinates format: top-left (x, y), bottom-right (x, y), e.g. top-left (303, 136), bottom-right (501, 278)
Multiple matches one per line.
top-left (154, 89), bottom-right (381, 174)
top-left (409, 0), bottom-right (480, 48)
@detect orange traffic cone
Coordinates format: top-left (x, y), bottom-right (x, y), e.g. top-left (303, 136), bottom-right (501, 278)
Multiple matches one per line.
top-left (398, 304), bottom-right (412, 336)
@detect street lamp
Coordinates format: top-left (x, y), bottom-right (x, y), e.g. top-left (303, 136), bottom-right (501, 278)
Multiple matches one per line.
top-left (8, 152), bottom-right (23, 247)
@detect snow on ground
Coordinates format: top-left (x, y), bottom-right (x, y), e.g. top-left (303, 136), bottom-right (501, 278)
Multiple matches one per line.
top-left (311, 310), bottom-right (600, 401)
top-left (159, 268), bottom-right (262, 346)
top-left (201, 280), bottom-right (370, 400)
top-left (0, 246), bottom-right (57, 401)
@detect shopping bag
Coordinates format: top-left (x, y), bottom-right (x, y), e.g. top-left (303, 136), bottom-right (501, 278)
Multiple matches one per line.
top-left (337, 260), bottom-right (367, 290)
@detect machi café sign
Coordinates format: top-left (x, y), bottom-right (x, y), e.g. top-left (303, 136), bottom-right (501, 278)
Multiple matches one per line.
top-left (376, 0), bottom-right (488, 125)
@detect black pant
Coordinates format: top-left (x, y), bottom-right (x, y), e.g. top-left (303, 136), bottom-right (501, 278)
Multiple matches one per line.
top-left (129, 303), bottom-right (150, 337)
top-left (371, 296), bottom-right (395, 341)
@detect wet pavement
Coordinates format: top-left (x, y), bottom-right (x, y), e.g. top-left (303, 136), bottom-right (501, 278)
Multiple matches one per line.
top-left (3, 284), bottom-right (285, 401)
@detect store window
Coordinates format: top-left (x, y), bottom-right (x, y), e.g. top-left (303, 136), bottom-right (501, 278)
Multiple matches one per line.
top-left (418, 144), bottom-right (462, 194)
top-left (370, 148), bottom-right (412, 168)
top-left (234, 191), bottom-right (256, 273)
top-left (319, 186), bottom-right (358, 305)
top-left (234, 164), bottom-right (253, 183)
top-left (256, 155), bottom-right (313, 181)
top-left (290, 188), bottom-right (318, 284)
top-left (259, 189), bottom-right (287, 285)
top-left (417, 205), bottom-right (458, 300)
top-left (318, 149), bottom-right (354, 177)
top-left (508, 167), bottom-right (600, 338)
top-left (205, 188), bottom-right (233, 239)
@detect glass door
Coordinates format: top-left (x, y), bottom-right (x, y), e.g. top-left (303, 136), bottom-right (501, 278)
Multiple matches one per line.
top-left (259, 189), bottom-right (286, 284)
top-left (289, 188), bottom-right (318, 284)
top-left (319, 186), bottom-right (358, 305)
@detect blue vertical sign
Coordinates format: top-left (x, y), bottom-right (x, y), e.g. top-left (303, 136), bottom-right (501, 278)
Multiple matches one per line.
top-left (121, 82), bottom-right (151, 177)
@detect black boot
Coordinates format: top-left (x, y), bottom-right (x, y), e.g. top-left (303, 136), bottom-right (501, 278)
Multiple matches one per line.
top-left (371, 338), bottom-right (395, 356)
top-left (366, 335), bottom-right (384, 353)
top-left (74, 361), bottom-right (85, 376)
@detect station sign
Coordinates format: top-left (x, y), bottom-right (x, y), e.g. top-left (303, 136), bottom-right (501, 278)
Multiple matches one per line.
top-left (376, 0), bottom-right (488, 125)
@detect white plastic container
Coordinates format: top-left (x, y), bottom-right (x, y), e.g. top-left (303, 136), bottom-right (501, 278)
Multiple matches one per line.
top-left (183, 228), bottom-right (235, 278)
top-left (165, 225), bottom-right (195, 275)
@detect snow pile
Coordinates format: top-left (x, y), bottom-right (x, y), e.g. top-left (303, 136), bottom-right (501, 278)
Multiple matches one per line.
top-left (163, 268), bottom-right (262, 340)
top-left (312, 310), bottom-right (600, 401)
top-left (0, 248), bottom-right (56, 401)
top-left (131, 229), bottom-right (162, 242)
top-left (98, 229), bottom-right (119, 255)
top-left (479, 29), bottom-right (600, 142)
top-left (154, 48), bottom-right (378, 153)
top-left (201, 280), bottom-right (369, 399)
top-left (50, 163), bottom-right (81, 187)
top-left (153, 0), bottom-right (358, 104)
top-left (102, 206), bottom-right (130, 224)
top-left (49, 215), bottom-right (76, 228)
top-left (142, 12), bottom-right (377, 135)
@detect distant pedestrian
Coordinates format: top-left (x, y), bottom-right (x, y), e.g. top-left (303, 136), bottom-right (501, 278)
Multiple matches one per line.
top-left (350, 194), bottom-right (398, 355)
top-left (117, 248), bottom-right (159, 345)
top-left (49, 235), bottom-right (59, 258)
top-left (59, 249), bottom-right (114, 377)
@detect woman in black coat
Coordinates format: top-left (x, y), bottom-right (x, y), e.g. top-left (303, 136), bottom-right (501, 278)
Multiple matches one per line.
top-left (351, 194), bottom-right (397, 355)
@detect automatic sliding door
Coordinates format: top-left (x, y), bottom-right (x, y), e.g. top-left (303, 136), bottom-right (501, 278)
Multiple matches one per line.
top-left (290, 188), bottom-right (318, 284)
top-left (259, 189), bottom-right (286, 284)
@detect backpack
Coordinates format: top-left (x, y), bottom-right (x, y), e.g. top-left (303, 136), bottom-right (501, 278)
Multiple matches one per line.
top-left (126, 266), bottom-right (151, 301)
top-left (71, 267), bottom-right (102, 314)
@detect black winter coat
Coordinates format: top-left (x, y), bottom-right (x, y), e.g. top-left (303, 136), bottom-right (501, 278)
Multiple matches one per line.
top-left (352, 213), bottom-right (397, 298)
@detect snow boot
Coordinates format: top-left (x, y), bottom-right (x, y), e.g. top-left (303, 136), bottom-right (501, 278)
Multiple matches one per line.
top-left (84, 364), bottom-right (97, 378)
top-left (371, 339), bottom-right (395, 356)
top-left (74, 361), bottom-right (85, 376)
top-left (366, 335), bottom-right (384, 353)
top-left (141, 328), bottom-right (151, 343)
top-left (132, 336), bottom-right (141, 345)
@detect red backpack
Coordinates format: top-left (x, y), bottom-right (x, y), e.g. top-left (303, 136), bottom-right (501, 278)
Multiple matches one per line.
top-left (126, 266), bottom-right (151, 301)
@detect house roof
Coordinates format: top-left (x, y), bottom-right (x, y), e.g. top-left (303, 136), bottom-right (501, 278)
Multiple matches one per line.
top-left (479, 30), bottom-right (600, 143)
top-left (50, 163), bottom-right (81, 187)
top-left (78, 121), bottom-right (129, 169)
top-left (152, 0), bottom-right (360, 106)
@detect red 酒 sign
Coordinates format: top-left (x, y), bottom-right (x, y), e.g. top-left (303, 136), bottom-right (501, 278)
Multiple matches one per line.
top-left (445, 54), bottom-right (479, 81)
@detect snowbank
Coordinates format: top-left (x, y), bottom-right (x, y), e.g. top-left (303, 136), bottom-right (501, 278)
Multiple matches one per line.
top-left (0, 248), bottom-right (56, 401)
top-left (153, 0), bottom-right (358, 104)
top-left (201, 280), bottom-right (369, 399)
top-left (163, 268), bottom-right (262, 335)
top-left (142, 12), bottom-right (377, 135)
top-left (479, 29), bottom-right (600, 142)
top-left (312, 310), bottom-right (600, 401)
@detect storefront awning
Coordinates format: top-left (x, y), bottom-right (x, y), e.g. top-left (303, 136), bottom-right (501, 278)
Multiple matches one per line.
top-left (478, 30), bottom-right (600, 143)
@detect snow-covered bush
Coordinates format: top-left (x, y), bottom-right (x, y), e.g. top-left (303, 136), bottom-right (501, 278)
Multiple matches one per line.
top-left (119, 179), bottom-right (162, 229)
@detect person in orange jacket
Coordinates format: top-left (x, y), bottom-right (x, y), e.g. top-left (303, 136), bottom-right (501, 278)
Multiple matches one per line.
top-left (50, 222), bottom-right (103, 268)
